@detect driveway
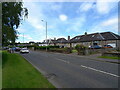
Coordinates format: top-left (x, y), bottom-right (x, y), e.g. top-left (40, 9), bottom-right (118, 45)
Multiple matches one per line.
top-left (21, 50), bottom-right (119, 88)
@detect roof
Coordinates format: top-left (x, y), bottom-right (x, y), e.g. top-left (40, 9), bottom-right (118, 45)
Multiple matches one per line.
top-left (100, 32), bottom-right (120, 40)
top-left (56, 38), bottom-right (68, 43)
top-left (70, 32), bottom-right (120, 43)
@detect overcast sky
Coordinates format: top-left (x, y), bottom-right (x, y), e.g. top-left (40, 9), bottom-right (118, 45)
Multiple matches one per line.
top-left (16, 0), bottom-right (119, 43)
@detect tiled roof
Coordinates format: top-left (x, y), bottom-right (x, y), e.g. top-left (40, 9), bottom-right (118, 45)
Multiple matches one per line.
top-left (70, 32), bottom-right (120, 43)
top-left (56, 38), bottom-right (68, 43)
top-left (100, 32), bottom-right (120, 40)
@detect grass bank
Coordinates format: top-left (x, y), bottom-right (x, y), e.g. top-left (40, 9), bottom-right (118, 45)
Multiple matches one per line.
top-left (2, 51), bottom-right (55, 88)
top-left (98, 56), bottom-right (120, 60)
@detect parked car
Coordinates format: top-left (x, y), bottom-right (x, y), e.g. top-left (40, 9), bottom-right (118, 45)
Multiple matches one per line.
top-left (103, 45), bottom-right (113, 48)
top-left (89, 45), bottom-right (102, 49)
top-left (15, 47), bottom-right (21, 51)
top-left (2, 47), bottom-right (9, 50)
top-left (20, 48), bottom-right (29, 53)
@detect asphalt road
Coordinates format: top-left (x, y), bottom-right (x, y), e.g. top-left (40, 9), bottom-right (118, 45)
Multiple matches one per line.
top-left (21, 50), bottom-right (119, 88)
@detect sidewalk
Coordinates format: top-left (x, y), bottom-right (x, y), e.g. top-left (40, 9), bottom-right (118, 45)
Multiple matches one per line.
top-left (70, 53), bottom-right (119, 64)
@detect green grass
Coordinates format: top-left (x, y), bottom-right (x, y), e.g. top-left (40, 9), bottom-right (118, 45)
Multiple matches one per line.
top-left (98, 56), bottom-right (120, 60)
top-left (0, 50), bottom-right (2, 89)
top-left (72, 49), bottom-right (78, 53)
top-left (2, 51), bottom-right (55, 88)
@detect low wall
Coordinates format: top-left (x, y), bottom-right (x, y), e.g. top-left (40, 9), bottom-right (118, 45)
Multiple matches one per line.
top-left (77, 48), bottom-right (116, 55)
top-left (102, 52), bottom-right (120, 57)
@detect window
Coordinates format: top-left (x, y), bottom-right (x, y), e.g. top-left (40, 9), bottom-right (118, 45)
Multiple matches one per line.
top-left (92, 35), bottom-right (95, 37)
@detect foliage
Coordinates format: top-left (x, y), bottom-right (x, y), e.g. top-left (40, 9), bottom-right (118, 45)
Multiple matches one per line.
top-left (72, 49), bottom-right (78, 53)
top-left (75, 44), bottom-right (87, 55)
top-left (49, 47), bottom-right (71, 53)
top-left (35, 46), bottom-right (59, 50)
top-left (75, 44), bottom-right (87, 51)
top-left (2, 2), bottom-right (28, 46)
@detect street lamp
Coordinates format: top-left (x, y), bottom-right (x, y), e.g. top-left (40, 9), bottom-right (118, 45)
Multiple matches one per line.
top-left (41, 20), bottom-right (47, 51)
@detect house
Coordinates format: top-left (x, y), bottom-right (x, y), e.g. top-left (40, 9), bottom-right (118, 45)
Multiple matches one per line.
top-left (70, 32), bottom-right (120, 49)
top-left (29, 41), bottom-right (35, 45)
top-left (55, 38), bottom-right (68, 48)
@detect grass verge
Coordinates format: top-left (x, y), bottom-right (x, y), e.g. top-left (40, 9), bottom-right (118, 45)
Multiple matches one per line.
top-left (72, 49), bottom-right (78, 53)
top-left (2, 51), bottom-right (55, 88)
top-left (98, 56), bottom-right (120, 60)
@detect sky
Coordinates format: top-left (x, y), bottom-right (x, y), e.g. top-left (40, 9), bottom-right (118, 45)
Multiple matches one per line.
top-left (16, 0), bottom-right (119, 43)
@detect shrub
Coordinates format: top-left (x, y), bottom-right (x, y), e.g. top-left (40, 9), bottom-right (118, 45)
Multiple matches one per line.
top-left (75, 44), bottom-right (87, 55)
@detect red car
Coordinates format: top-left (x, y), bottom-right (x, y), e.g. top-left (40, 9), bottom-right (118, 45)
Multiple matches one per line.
top-left (103, 45), bottom-right (113, 48)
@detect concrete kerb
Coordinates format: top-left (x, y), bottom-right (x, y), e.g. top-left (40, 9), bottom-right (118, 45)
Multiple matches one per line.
top-left (19, 53), bottom-right (62, 88)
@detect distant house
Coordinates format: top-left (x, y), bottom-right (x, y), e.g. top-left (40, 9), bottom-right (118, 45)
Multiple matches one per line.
top-left (55, 38), bottom-right (68, 48)
top-left (38, 32), bottom-right (120, 50)
top-left (29, 41), bottom-right (35, 45)
top-left (70, 32), bottom-right (120, 49)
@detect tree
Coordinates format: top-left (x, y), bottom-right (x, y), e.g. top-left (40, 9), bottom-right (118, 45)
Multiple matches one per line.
top-left (2, 2), bottom-right (28, 46)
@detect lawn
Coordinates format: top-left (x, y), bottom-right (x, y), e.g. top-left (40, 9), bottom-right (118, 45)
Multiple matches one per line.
top-left (2, 51), bottom-right (55, 88)
top-left (98, 56), bottom-right (120, 60)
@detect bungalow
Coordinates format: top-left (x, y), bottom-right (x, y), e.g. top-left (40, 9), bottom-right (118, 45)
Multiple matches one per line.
top-left (70, 32), bottom-right (120, 49)
top-left (55, 38), bottom-right (68, 48)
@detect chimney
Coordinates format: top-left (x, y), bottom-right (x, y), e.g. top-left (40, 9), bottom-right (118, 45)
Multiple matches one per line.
top-left (68, 36), bottom-right (70, 41)
top-left (85, 32), bottom-right (87, 35)
top-left (54, 37), bottom-right (56, 40)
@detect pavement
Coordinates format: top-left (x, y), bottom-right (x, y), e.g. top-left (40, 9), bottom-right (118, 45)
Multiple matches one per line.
top-left (20, 50), bottom-right (119, 88)
top-left (69, 53), bottom-right (119, 64)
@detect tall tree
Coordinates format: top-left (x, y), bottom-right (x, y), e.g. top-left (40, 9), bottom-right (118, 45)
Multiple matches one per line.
top-left (2, 2), bottom-right (28, 46)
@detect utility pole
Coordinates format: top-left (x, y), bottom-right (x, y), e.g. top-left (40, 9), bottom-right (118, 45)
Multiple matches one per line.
top-left (41, 20), bottom-right (48, 51)
top-left (23, 33), bottom-right (24, 46)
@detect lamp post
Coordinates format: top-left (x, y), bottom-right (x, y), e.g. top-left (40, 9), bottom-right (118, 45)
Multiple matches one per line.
top-left (41, 20), bottom-right (47, 51)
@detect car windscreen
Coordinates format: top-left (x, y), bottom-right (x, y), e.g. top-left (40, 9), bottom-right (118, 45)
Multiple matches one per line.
top-left (22, 48), bottom-right (28, 50)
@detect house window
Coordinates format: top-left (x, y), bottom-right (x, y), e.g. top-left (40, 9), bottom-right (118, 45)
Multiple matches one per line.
top-left (92, 35), bottom-right (95, 37)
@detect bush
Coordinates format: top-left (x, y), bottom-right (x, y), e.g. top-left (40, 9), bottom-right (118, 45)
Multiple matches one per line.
top-left (75, 44), bottom-right (87, 55)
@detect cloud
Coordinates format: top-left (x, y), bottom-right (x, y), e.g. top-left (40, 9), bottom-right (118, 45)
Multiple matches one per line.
top-left (77, 1), bottom-right (118, 15)
top-left (17, 34), bottom-right (33, 40)
top-left (59, 14), bottom-right (68, 21)
top-left (51, 4), bottom-right (62, 11)
top-left (89, 17), bottom-right (118, 34)
top-left (101, 18), bottom-right (118, 26)
top-left (96, 0), bottom-right (118, 14)
top-left (66, 16), bottom-right (86, 33)
top-left (96, 1), bottom-right (110, 14)
top-left (77, 2), bottom-right (94, 12)
top-left (16, 28), bottom-right (26, 33)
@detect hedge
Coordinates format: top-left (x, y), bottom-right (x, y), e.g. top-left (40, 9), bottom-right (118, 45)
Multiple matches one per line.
top-left (34, 46), bottom-right (59, 50)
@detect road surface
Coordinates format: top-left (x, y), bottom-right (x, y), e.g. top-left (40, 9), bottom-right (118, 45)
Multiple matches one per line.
top-left (20, 50), bottom-right (119, 88)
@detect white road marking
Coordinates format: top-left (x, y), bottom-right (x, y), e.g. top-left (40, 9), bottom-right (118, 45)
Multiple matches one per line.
top-left (56, 58), bottom-right (69, 64)
top-left (55, 58), bottom-right (119, 77)
top-left (81, 65), bottom-right (119, 78)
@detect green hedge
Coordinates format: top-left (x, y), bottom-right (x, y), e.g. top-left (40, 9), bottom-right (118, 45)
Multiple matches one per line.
top-left (35, 46), bottom-right (59, 50)
top-left (49, 47), bottom-right (71, 53)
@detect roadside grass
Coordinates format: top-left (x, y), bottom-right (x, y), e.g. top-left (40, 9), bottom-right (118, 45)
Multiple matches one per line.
top-left (98, 56), bottom-right (120, 60)
top-left (72, 49), bottom-right (78, 53)
top-left (0, 50), bottom-right (2, 89)
top-left (2, 51), bottom-right (55, 88)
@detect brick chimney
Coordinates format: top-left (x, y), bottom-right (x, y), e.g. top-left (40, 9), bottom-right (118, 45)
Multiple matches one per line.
top-left (54, 37), bottom-right (56, 40)
top-left (85, 32), bottom-right (87, 35)
top-left (68, 36), bottom-right (70, 41)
